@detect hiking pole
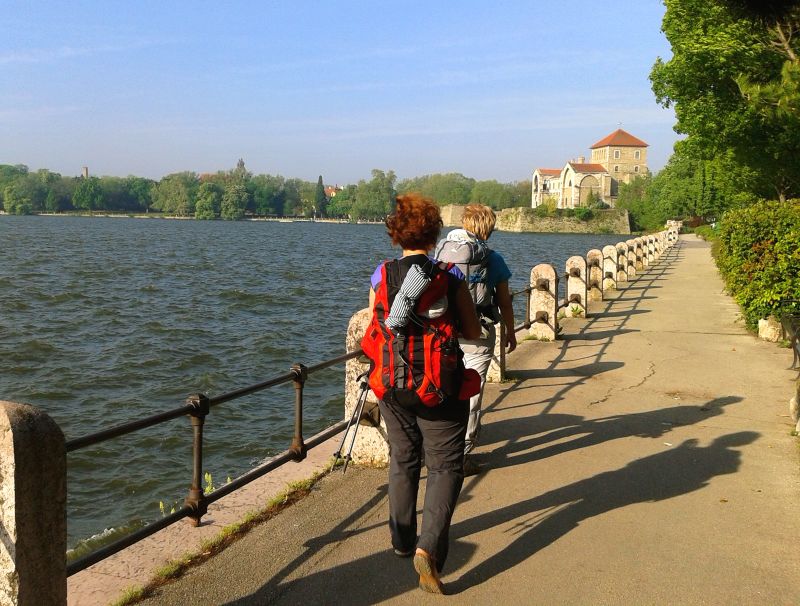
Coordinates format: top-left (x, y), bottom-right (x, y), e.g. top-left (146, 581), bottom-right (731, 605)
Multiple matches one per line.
top-left (342, 374), bottom-right (370, 474)
top-left (333, 371), bottom-right (368, 470)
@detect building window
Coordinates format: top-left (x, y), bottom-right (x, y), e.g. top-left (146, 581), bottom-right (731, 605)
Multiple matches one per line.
top-left (634, 150), bottom-right (641, 160)
top-left (634, 165), bottom-right (640, 173)
top-left (614, 150), bottom-right (620, 159)
top-left (614, 165), bottom-right (620, 172)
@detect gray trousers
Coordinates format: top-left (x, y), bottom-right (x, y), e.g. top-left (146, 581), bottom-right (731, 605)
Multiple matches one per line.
top-left (378, 396), bottom-right (468, 570)
top-left (460, 322), bottom-right (496, 454)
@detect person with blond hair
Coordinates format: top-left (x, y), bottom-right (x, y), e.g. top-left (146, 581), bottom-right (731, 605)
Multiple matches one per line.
top-left (366, 193), bottom-right (481, 594)
top-left (435, 204), bottom-right (516, 474)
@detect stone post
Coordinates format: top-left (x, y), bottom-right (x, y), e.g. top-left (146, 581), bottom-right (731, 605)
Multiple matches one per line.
top-left (345, 310), bottom-right (389, 466)
top-left (529, 264), bottom-right (558, 341)
top-left (0, 401), bottom-right (66, 606)
top-left (635, 238), bottom-right (645, 271)
top-left (625, 239), bottom-right (637, 279)
top-left (565, 255), bottom-right (587, 317)
top-left (602, 245), bottom-right (617, 293)
top-left (647, 236), bottom-right (655, 265)
top-left (586, 249), bottom-right (603, 302)
top-left (615, 242), bottom-right (628, 284)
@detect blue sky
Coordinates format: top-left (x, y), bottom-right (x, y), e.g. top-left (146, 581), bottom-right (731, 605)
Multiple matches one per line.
top-left (1, 1), bottom-right (677, 185)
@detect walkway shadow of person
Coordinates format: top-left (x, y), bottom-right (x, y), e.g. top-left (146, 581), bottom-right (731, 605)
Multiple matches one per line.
top-left (478, 396), bottom-right (742, 470)
top-left (447, 430), bottom-right (759, 594)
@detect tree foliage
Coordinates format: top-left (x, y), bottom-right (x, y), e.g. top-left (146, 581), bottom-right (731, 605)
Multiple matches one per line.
top-left (651, 0), bottom-right (800, 200)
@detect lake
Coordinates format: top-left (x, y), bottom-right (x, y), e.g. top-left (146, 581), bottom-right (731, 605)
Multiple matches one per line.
top-left (0, 214), bottom-right (629, 547)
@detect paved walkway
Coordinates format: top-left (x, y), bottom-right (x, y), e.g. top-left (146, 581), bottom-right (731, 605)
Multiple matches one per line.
top-left (129, 236), bottom-right (800, 605)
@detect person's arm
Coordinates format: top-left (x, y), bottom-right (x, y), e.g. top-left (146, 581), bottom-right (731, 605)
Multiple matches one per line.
top-left (494, 280), bottom-right (517, 353)
top-left (369, 287), bottom-right (375, 310)
top-left (455, 280), bottom-right (481, 340)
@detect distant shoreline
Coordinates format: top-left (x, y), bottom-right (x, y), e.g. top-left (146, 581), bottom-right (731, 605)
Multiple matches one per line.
top-left (4, 212), bottom-right (383, 225)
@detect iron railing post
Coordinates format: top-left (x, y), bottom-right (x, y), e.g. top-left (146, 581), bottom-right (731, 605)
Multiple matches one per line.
top-left (290, 363), bottom-right (308, 461)
top-left (184, 393), bottom-right (210, 527)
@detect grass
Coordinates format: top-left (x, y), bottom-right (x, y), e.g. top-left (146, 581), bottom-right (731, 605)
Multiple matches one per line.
top-left (110, 466), bottom-right (331, 605)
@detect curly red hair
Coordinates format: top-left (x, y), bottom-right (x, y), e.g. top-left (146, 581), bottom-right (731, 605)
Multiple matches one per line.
top-left (385, 193), bottom-right (442, 251)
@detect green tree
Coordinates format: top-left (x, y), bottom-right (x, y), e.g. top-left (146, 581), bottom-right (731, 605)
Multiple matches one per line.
top-left (72, 177), bottom-right (103, 211)
top-left (3, 184), bottom-right (33, 214)
top-left (397, 173), bottom-right (474, 205)
top-left (315, 175), bottom-right (328, 217)
top-left (151, 173), bottom-right (197, 216)
top-left (194, 182), bottom-right (220, 219)
top-left (325, 184), bottom-right (357, 218)
top-left (220, 183), bottom-right (247, 220)
top-left (651, 0), bottom-right (800, 200)
top-left (469, 180), bottom-right (512, 209)
top-left (351, 169), bottom-right (396, 219)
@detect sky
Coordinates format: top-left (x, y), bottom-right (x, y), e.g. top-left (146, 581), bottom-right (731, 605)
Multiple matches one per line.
top-left (1, 1), bottom-right (678, 185)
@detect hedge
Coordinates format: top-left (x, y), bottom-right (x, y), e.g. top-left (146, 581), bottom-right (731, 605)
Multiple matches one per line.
top-left (716, 199), bottom-right (800, 328)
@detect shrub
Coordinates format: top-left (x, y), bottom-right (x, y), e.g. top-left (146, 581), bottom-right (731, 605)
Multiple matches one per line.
top-left (574, 207), bottom-right (594, 221)
top-left (693, 225), bottom-right (716, 240)
top-left (716, 199), bottom-right (800, 328)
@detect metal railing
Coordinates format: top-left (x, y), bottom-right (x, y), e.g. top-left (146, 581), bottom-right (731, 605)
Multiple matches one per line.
top-left (65, 350), bottom-right (360, 576)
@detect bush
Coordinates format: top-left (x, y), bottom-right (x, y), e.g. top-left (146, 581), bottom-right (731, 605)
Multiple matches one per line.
top-left (574, 207), bottom-right (594, 221)
top-left (716, 199), bottom-right (800, 328)
top-left (693, 225), bottom-right (716, 240)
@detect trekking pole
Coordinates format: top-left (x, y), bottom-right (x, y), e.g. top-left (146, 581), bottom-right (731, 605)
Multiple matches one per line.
top-left (333, 371), bottom-right (368, 470)
top-left (342, 374), bottom-right (370, 474)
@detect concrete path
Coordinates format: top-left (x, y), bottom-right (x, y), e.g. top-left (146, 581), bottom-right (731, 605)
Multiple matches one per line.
top-left (132, 236), bottom-right (800, 605)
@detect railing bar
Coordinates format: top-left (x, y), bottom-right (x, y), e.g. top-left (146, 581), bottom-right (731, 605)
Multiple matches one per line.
top-left (67, 506), bottom-right (193, 576)
top-left (66, 405), bottom-right (194, 452)
top-left (304, 350), bottom-right (361, 374)
top-left (208, 372), bottom-right (296, 407)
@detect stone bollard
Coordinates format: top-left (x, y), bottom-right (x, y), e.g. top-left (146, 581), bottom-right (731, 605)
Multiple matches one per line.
top-left (345, 310), bottom-right (389, 466)
top-left (647, 236), bottom-right (655, 265)
top-left (487, 321), bottom-right (506, 383)
top-left (529, 264), bottom-right (558, 341)
top-left (615, 243), bottom-right (628, 284)
top-left (602, 245), bottom-right (617, 293)
top-left (586, 249), bottom-right (603, 302)
top-left (635, 237), bottom-right (645, 271)
top-left (0, 401), bottom-right (66, 606)
top-left (565, 255), bottom-right (587, 318)
top-left (625, 239), bottom-right (637, 279)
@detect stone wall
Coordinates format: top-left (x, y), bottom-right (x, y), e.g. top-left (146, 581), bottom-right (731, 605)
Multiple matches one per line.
top-left (494, 207), bottom-right (631, 234)
top-left (441, 205), bottom-right (630, 234)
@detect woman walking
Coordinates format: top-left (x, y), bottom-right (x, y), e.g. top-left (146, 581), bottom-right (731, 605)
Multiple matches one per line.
top-left (363, 193), bottom-right (480, 593)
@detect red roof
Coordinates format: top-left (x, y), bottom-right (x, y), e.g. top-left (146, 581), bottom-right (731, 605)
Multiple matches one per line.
top-left (536, 168), bottom-right (561, 176)
top-left (590, 129), bottom-right (648, 149)
top-left (569, 163), bottom-right (607, 173)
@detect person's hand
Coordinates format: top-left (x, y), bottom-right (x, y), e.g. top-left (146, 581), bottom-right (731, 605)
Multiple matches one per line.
top-left (505, 330), bottom-right (517, 354)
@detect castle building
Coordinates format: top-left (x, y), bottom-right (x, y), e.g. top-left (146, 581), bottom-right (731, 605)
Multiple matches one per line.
top-left (531, 129), bottom-right (648, 208)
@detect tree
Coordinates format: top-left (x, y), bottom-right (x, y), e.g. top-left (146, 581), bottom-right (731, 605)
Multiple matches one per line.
top-left (469, 180), bottom-right (512, 209)
top-left (150, 173), bottom-right (197, 216)
top-left (315, 175), bottom-right (328, 216)
top-left (3, 184), bottom-right (32, 214)
top-left (397, 173), bottom-right (474, 205)
top-left (351, 169), bottom-right (396, 219)
top-left (72, 177), bottom-right (103, 211)
top-left (220, 183), bottom-right (247, 220)
top-left (651, 0), bottom-right (800, 200)
top-left (195, 182), bottom-right (220, 219)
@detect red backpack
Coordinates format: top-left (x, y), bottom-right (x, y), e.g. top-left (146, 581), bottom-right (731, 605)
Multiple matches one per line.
top-left (361, 259), bottom-right (464, 407)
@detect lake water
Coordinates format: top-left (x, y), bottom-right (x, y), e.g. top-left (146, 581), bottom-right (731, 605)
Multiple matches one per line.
top-left (0, 215), bottom-right (628, 547)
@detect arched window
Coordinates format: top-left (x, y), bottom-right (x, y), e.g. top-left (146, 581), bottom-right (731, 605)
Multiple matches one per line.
top-left (634, 165), bottom-right (640, 173)
top-left (614, 165), bottom-right (620, 172)
top-left (614, 149), bottom-right (620, 159)
top-left (634, 150), bottom-right (641, 160)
